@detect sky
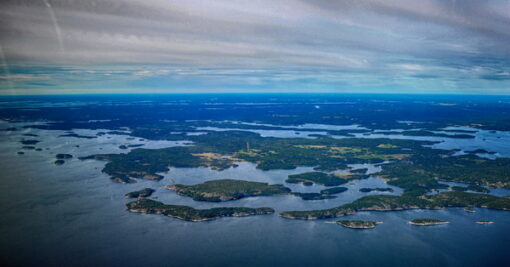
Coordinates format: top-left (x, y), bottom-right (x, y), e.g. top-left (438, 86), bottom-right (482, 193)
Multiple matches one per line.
top-left (0, 0), bottom-right (509, 95)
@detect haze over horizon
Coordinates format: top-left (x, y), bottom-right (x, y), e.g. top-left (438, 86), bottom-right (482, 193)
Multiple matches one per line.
top-left (0, 0), bottom-right (509, 95)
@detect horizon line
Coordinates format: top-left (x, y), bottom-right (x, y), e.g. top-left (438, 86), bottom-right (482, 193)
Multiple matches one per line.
top-left (1, 91), bottom-right (510, 97)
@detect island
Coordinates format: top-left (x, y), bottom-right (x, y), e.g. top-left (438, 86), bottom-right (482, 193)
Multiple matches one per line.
top-left (409, 218), bottom-right (449, 226)
top-left (287, 172), bottom-right (345, 186)
top-left (20, 139), bottom-right (40, 145)
top-left (476, 221), bottom-right (494, 224)
top-left (166, 179), bottom-right (291, 202)
top-left (465, 149), bottom-right (497, 155)
top-left (1, 127), bottom-right (17, 131)
top-left (56, 154), bottom-right (73, 159)
top-left (279, 191), bottom-right (510, 220)
top-left (125, 188), bottom-right (155, 198)
top-left (464, 208), bottom-right (476, 213)
top-left (451, 185), bottom-right (490, 193)
top-left (128, 144), bottom-right (144, 148)
top-left (292, 192), bottom-right (336, 200)
top-left (377, 130), bottom-right (474, 139)
top-left (359, 188), bottom-right (394, 193)
top-left (335, 220), bottom-right (380, 229)
top-left (126, 198), bottom-right (274, 222)
top-left (59, 133), bottom-right (96, 139)
top-left (349, 168), bottom-right (368, 174)
top-left (320, 187), bottom-right (348, 195)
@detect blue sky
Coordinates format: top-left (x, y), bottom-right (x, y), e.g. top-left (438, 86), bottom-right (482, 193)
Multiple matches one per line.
top-left (0, 0), bottom-right (509, 94)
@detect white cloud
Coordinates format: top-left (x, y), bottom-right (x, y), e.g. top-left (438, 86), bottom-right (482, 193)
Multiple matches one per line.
top-left (0, 74), bottom-right (51, 80)
top-left (397, 64), bottom-right (425, 71)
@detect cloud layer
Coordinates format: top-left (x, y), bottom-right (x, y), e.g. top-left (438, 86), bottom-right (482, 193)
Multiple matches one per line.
top-left (0, 0), bottom-right (509, 94)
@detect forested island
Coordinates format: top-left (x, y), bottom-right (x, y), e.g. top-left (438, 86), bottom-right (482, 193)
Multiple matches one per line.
top-left (20, 139), bottom-right (40, 145)
top-left (126, 199), bottom-right (274, 222)
top-left (292, 192), bottom-right (336, 200)
top-left (56, 154), bottom-right (73, 159)
top-left (320, 187), bottom-right (348, 195)
top-left (280, 191), bottom-right (510, 219)
top-left (166, 179), bottom-right (291, 202)
top-left (286, 172), bottom-right (368, 186)
top-left (336, 220), bottom-right (379, 229)
top-left (376, 130), bottom-right (475, 139)
top-left (125, 188), bottom-right (155, 198)
top-left (410, 218), bottom-right (449, 226)
top-left (359, 188), bottom-right (394, 193)
top-left (451, 185), bottom-right (489, 193)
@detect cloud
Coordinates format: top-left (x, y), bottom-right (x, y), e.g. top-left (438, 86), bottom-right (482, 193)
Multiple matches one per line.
top-left (0, 74), bottom-right (50, 80)
top-left (0, 0), bottom-right (509, 94)
top-left (394, 64), bottom-right (425, 71)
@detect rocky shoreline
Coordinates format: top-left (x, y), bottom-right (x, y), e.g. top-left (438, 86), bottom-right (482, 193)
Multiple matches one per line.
top-left (335, 220), bottom-right (382, 229)
top-left (126, 199), bottom-right (274, 222)
top-left (409, 218), bottom-right (449, 226)
top-left (476, 221), bottom-right (494, 224)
